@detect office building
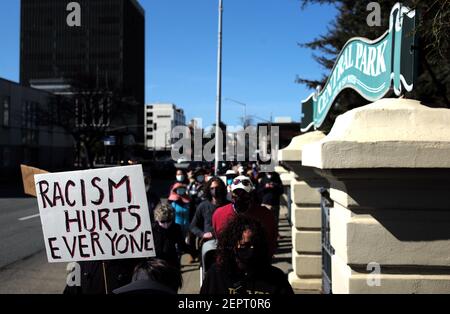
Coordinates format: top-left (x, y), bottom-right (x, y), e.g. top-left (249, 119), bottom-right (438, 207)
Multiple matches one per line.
top-left (20, 0), bottom-right (145, 142)
top-left (0, 78), bottom-right (73, 180)
top-left (145, 104), bottom-right (186, 151)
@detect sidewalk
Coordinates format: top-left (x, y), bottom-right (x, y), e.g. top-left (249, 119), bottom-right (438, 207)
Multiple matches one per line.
top-left (179, 206), bottom-right (297, 294)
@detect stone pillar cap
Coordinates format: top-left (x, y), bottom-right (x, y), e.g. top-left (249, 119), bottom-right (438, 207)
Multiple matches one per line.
top-left (278, 131), bottom-right (326, 162)
top-left (302, 98), bottom-right (450, 169)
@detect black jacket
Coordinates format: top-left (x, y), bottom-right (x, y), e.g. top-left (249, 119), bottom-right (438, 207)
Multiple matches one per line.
top-left (63, 259), bottom-right (142, 295)
top-left (190, 200), bottom-right (229, 238)
top-left (200, 263), bottom-right (294, 295)
top-left (152, 221), bottom-right (186, 269)
top-left (257, 174), bottom-right (284, 207)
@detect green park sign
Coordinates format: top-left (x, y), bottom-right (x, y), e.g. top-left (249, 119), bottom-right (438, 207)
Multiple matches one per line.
top-left (301, 3), bottom-right (417, 132)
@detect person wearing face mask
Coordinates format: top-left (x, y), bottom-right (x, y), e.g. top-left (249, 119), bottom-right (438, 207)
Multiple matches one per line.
top-left (200, 215), bottom-right (293, 294)
top-left (185, 167), bottom-right (207, 262)
top-left (168, 182), bottom-right (197, 262)
top-left (256, 171), bottom-right (284, 238)
top-left (169, 169), bottom-right (189, 195)
top-left (212, 176), bottom-right (277, 257)
top-left (187, 167), bottom-right (207, 208)
top-left (168, 183), bottom-right (191, 236)
top-left (151, 203), bottom-right (187, 269)
top-left (190, 177), bottom-right (229, 244)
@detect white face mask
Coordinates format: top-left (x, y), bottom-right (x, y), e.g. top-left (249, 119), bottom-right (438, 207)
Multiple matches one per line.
top-left (158, 221), bottom-right (172, 229)
top-left (176, 175), bottom-right (185, 182)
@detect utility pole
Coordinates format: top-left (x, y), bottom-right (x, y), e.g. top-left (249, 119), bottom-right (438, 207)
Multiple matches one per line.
top-left (214, 0), bottom-right (223, 175)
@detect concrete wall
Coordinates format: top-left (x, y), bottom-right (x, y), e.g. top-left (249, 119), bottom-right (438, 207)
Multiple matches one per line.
top-left (277, 131), bottom-right (326, 292)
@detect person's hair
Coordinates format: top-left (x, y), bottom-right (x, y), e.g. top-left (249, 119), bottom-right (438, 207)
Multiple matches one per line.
top-left (175, 169), bottom-right (187, 177)
top-left (194, 167), bottom-right (206, 177)
top-left (132, 258), bottom-right (183, 292)
top-left (154, 202), bottom-right (174, 222)
top-left (204, 176), bottom-right (227, 204)
top-left (216, 215), bottom-right (271, 272)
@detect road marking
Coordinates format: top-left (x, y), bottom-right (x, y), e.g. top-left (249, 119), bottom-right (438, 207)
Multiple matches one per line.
top-left (18, 214), bottom-right (40, 221)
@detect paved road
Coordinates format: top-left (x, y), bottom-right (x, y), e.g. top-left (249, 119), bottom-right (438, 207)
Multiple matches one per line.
top-left (0, 188), bottom-right (67, 293)
top-left (0, 197), bottom-right (46, 269)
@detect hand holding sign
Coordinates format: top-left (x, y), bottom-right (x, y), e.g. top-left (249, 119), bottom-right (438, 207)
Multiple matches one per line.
top-left (34, 165), bottom-right (155, 263)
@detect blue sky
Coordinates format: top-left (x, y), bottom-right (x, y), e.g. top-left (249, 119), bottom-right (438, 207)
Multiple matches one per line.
top-left (0, 0), bottom-right (337, 127)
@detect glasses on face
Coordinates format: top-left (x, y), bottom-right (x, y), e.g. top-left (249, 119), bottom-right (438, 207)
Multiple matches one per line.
top-left (233, 178), bottom-right (251, 186)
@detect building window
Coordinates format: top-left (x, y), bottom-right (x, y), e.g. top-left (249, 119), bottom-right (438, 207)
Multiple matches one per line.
top-left (2, 97), bottom-right (10, 127)
top-left (147, 135), bottom-right (153, 140)
top-left (147, 128), bottom-right (153, 132)
top-left (157, 115), bottom-right (171, 119)
top-left (154, 123), bottom-right (157, 131)
top-left (146, 112), bottom-right (153, 117)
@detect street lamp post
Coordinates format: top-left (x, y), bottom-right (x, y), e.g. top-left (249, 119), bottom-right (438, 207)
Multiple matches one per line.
top-left (214, 0), bottom-right (223, 175)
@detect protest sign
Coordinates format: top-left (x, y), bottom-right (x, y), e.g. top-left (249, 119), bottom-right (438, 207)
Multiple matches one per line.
top-left (34, 165), bottom-right (155, 263)
top-left (21, 164), bottom-right (49, 197)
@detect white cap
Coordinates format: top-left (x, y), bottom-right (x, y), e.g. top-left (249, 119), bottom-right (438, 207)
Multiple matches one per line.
top-left (231, 175), bottom-right (254, 193)
top-left (225, 169), bottom-right (237, 175)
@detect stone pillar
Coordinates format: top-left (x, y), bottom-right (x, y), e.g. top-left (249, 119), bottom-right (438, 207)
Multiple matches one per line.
top-left (278, 131), bottom-right (326, 292)
top-left (302, 98), bottom-right (450, 293)
top-left (275, 166), bottom-right (293, 224)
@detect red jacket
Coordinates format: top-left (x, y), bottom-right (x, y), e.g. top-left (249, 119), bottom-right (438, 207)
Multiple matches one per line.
top-left (212, 203), bottom-right (277, 256)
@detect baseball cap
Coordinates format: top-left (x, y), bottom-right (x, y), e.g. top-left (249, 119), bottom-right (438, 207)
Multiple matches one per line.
top-left (231, 175), bottom-right (254, 193)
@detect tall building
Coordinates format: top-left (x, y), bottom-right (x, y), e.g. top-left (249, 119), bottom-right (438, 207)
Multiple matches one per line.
top-left (0, 78), bottom-right (73, 180)
top-left (145, 104), bottom-right (186, 151)
top-left (20, 0), bottom-right (145, 142)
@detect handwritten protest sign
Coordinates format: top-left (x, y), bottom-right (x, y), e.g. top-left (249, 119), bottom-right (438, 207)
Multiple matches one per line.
top-left (34, 165), bottom-right (155, 263)
top-left (21, 165), bottom-right (49, 197)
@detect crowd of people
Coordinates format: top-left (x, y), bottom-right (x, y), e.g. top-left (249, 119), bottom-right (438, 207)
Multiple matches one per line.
top-left (64, 162), bottom-right (293, 295)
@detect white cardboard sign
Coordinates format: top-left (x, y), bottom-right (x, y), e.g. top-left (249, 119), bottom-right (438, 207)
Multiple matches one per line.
top-left (34, 165), bottom-right (156, 263)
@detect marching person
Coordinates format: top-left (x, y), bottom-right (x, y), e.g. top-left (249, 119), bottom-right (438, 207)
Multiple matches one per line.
top-left (257, 171), bottom-right (284, 238)
top-left (113, 258), bottom-right (183, 294)
top-left (168, 182), bottom-right (191, 238)
top-left (212, 175), bottom-right (277, 257)
top-left (200, 215), bottom-right (293, 295)
top-left (168, 182), bottom-right (196, 263)
top-left (152, 202), bottom-right (187, 269)
top-left (169, 169), bottom-right (189, 194)
top-left (190, 177), bottom-right (229, 244)
top-left (187, 167), bottom-right (207, 209)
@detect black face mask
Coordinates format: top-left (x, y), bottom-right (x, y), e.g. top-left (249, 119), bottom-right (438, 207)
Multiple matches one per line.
top-left (236, 247), bottom-right (257, 269)
top-left (233, 196), bottom-right (251, 213)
